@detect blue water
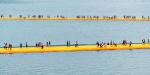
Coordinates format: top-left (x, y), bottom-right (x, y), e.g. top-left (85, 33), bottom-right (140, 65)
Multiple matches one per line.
top-left (0, 0), bottom-right (150, 75)
top-left (1, 50), bottom-right (150, 75)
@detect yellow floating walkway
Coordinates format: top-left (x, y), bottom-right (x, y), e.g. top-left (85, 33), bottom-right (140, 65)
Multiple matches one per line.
top-left (0, 43), bottom-right (150, 54)
top-left (0, 17), bottom-right (150, 21)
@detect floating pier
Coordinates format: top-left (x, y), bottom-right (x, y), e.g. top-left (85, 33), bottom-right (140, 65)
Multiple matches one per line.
top-left (0, 15), bottom-right (150, 21)
top-left (0, 17), bottom-right (150, 21)
top-left (0, 43), bottom-right (150, 54)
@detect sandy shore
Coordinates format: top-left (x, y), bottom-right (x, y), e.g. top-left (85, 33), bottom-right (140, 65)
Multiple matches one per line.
top-left (0, 43), bottom-right (149, 54)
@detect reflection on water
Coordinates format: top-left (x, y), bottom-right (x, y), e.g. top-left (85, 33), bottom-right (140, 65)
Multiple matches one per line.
top-left (0, 50), bottom-right (150, 75)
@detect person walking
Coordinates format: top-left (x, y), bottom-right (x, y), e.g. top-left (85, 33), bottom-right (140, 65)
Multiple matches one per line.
top-left (9, 44), bottom-right (12, 50)
top-left (142, 39), bottom-right (146, 44)
top-left (26, 42), bottom-right (28, 48)
top-left (129, 41), bottom-right (132, 47)
top-left (67, 41), bottom-right (69, 47)
top-left (41, 44), bottom-right (44, 49)
top-left (96, 41), bottom-right (99, 47)
top-left (49, 41), bottom-right (51, 46)
top-left (75, 41), bottom-right (78, 47)
top-left (20, 43), bottom-right (23, 48)
top-left (4, 43), bottom-right (7, 50)
top-left (46, 42), bottom-right (49, 46)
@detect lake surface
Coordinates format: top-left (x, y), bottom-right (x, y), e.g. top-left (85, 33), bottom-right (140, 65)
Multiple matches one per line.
top-left (0, 0), bottom-right (150, 75)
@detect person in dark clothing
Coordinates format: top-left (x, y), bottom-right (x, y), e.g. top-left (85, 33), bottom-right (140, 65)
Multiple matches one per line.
top-left (75, 41), bottom-right (78, 47)
top-left (122, 40), bottom-right (127, 45)
top-left (41, 45), bottom-right (44, 49)
top-left (110, 40), bottom-right (113, 45)
top-left (9, 44), bottom-right (12, 50)
top-left (96, 41), bottom-right (99, 47)
top-left (142, 39), bottom-right (145, 44)
top-left (107, 43), bottom-right (109, 45)
top-left (99, 43), bottom-right (103, 48)
top-left (26, 42), bottom-right (28, 48)
top-left (67, 41), bottom-right (69, 47)
top-left (4, 43), bottom-right (7, 50)
top-left (49, 41), bottom-right (51, 46)
top-left (20, 43), bottom-right (23, 48)
top-left (36, 43), bottom-right (38, 47)
top-left (129, 41), bottom-right (132, 47)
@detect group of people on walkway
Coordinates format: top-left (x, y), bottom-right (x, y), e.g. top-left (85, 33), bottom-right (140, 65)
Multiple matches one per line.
top-left (76, 15), bottom-right (150, 20)
top-left (2, 41), bottom-right (79, 49)
top-left (66, 41), bottom-right (79, 47)
top-left (2, 39), bottom-right (150, 50)
top-left (1, 14), bottom-right (150, 20)
top-left (4, 43), bottom-right (12, 50)
top-left (0, 15), bottom-right (67, 19)
top-left (96, 39), bottom-right (150, 48)
top-left (96, 40), bottom-right (117, 48)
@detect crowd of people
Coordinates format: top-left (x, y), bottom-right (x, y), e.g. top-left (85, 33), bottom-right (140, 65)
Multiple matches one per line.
top-left (4, 43), bottom-right (12, 50)
top-left (0, 15), bottom-right (67, 19)
top-left (1, 39), bottom-right (150, 50)
top-left (1, 41), bottom-right (79, 50)
top-left (0, 15), bottom-right (150, 20)
top-left (96, 39), bottom-right (150, 48)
